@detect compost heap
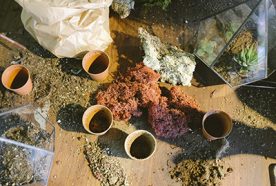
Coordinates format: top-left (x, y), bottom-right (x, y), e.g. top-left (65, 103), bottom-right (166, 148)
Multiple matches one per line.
top-left (97, 63), bottom-right (201, 138)
top-left (148, 87), bottom-right (202, 138)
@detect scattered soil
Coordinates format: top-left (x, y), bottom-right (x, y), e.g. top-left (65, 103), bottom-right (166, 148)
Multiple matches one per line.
top-left (171, 159), bottom-right (232, 186)
top-left (0, 32), bottom-right (100, 116)
top-left (0, 114), bottom-right (51, 186)
top-left (84, 142), bottom-right (128, 186)
top-left (167, 130), bottom-right (233, 186)
top-left (0, 114), bottom-right (51, 148)
top-left (0, 146), bottom-right (34, 185)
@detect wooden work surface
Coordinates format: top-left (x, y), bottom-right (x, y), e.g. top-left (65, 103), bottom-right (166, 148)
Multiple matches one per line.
top-left (0, 1), bottom-right (275, 186)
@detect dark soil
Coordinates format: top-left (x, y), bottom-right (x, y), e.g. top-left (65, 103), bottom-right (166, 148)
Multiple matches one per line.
top-left (0, 114), bottom-right (51, 186)
top-left (130, 134), bottom-right (152, 159)
top-left (89, 110), bottom-right (111, 133)
top-left (204, 113), bottom-right (228, 137)
top-left (88, 56), bottom-right (108, 74)
top-left (10, 68), bottom-right (29, 89)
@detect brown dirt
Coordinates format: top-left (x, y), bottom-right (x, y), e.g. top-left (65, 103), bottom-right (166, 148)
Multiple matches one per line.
top-left (0, 114), bottom-right (51, 185)
top-left (84, 142), bottom-right (128, 186)
top-left (0, 35), bottom-right (100, 118)
top-left (228, 30), bottom-right (255, 54)
top-left (171, 159), bottom-right (232, 186)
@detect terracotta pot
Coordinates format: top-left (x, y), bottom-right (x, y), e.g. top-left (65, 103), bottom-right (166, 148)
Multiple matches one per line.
top-left (202, 110), bottom-right (233, 141)
top-left (1, 65), bottom-right (32, 95)
top-left (124, 130), bottom-right (156, 161)
top-left (82, 105), bottom-right (113, 135)
top-left (82, 50), bottom-right (110, 81)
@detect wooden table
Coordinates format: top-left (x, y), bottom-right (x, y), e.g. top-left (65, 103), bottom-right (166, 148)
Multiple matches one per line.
top-left (48, 15), bottom-right (276, 186)
top-left (0, 1), bottom-right (275, 186)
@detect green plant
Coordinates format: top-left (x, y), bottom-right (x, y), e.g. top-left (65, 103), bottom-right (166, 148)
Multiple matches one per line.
top-left (224, 22), bottom-right (239, 41)
top-left (234, 44), bottom-right (258, 72)
top-left (196, 40), bottom-right (217, 65)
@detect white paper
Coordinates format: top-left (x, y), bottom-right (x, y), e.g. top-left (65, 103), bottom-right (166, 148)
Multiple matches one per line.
top-left (15, 0), bottom-right (113, 58)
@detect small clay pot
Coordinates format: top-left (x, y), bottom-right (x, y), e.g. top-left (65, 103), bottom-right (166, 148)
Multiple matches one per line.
top-left (202, 110), bottom-right (233, 141)
top-left (124, 130), bottom-right (156, 161)
top-left (82, 105), bottom-right (113, 135)
top-left (82, 50), bottom-right (110, 81)
top-left (1, 65), bottom-right (32, 95)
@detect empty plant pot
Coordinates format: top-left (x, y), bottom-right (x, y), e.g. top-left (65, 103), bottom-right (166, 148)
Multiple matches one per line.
top-left (202, 110), bottom-right (233, 141)
top-left (124, 130), bottom-right (156, 161)
top-left (1, 64), bottom-right (32, 95)
top-left (82, 50), bottom-right (110, 81)
top-left (82, 105), bottom-right (113, 135)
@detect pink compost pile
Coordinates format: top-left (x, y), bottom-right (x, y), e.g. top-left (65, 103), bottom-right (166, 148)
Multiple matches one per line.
top-left (148, 87), bottom-right (202, 138)
top-left (97, 64), bottom-right (161, 121)
top-left (96, 64), bottom-right (202, 138)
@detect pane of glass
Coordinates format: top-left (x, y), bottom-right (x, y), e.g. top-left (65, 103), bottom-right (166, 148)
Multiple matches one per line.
top-left (0, 105), bottom-right (54, 186)
top-left (194, 1), bottom-right (259, 66)
top-left (213, 0), bottom-right (268, 86)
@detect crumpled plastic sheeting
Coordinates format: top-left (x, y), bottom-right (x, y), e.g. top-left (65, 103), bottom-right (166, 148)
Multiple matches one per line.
top-left (15, 0), bottom-right (113, 58)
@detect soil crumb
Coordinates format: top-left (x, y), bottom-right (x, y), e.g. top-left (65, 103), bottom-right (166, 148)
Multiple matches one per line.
top-left (168, 131), bottom-right (233, 186)
top-left (228, 31), bottom-right (255, 54)
top-left (0, 146), bottom-right (34, 185)
top-left (170, 159), bottom-right (232, 186)
top-left (84, 142), bottom-right (128, 186)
